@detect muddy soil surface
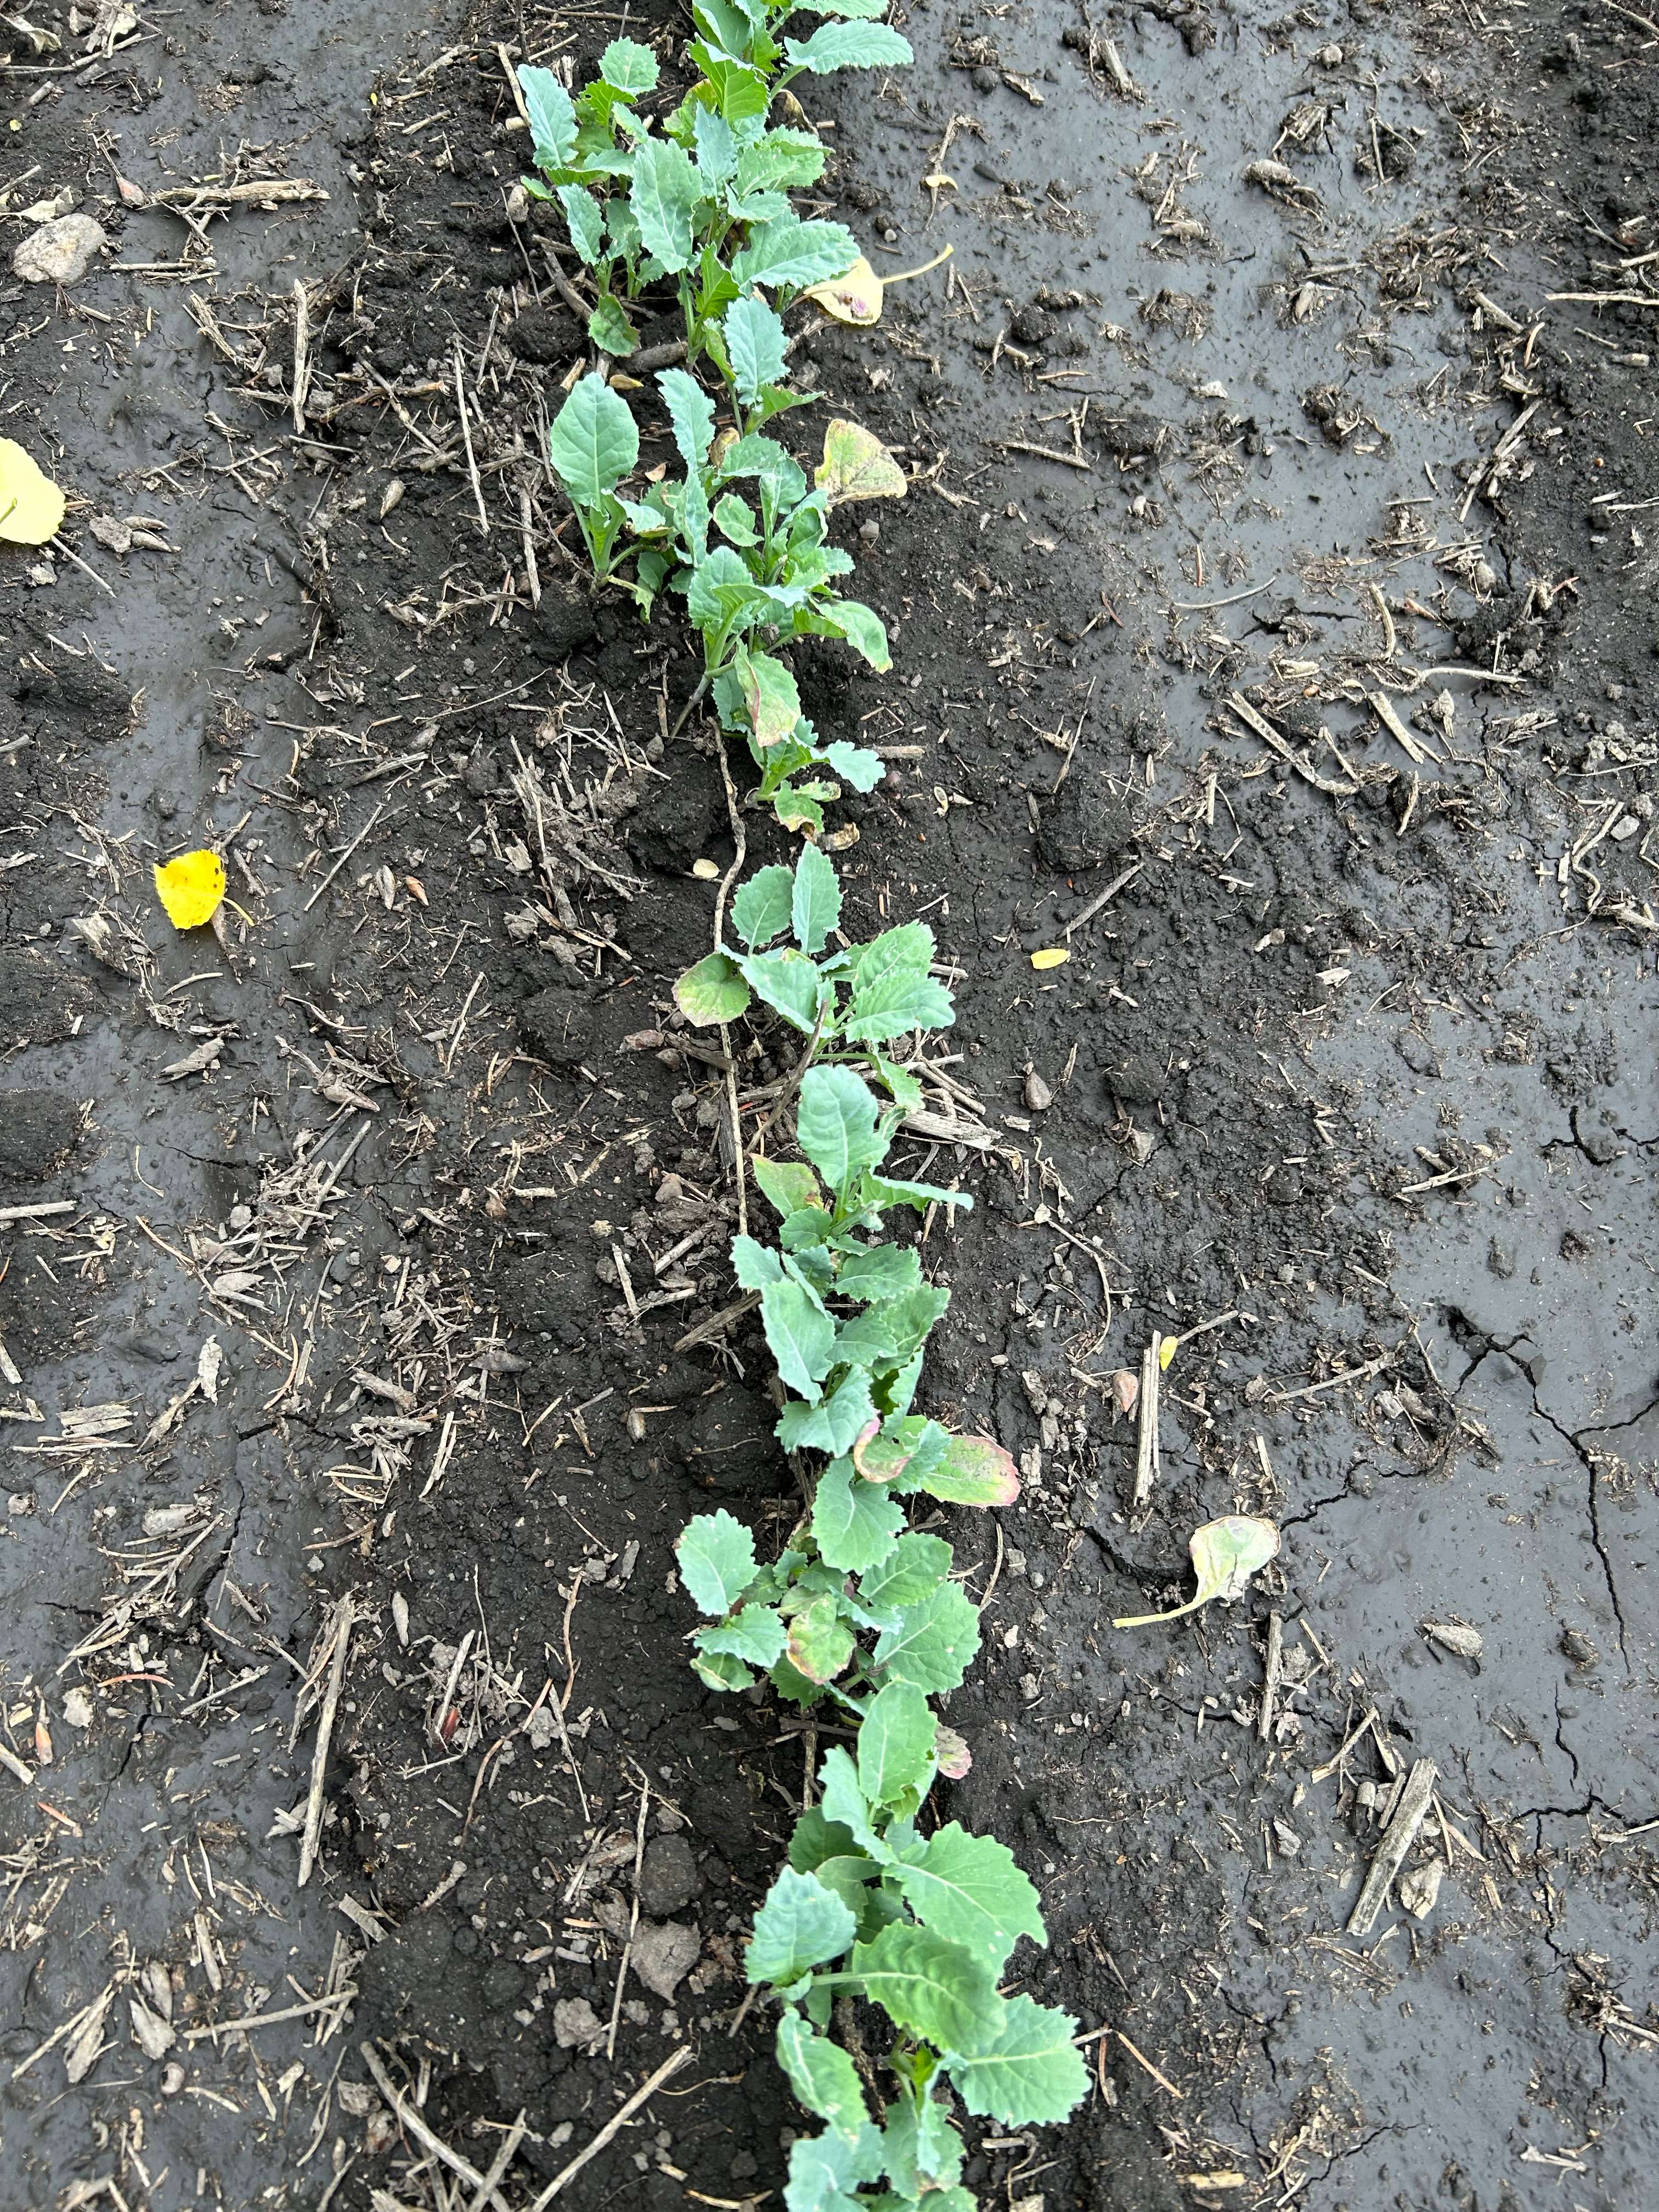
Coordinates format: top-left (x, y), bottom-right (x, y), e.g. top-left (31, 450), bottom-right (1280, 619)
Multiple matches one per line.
top-left (1, 2), bottom-right (1654, 2209)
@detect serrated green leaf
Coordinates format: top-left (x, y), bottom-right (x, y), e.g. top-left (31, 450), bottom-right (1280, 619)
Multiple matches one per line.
top-left (629, 135), bottom-right (702, 272)
top-left (786, 1592), bottom-right (856, 1684)
top-left (674, 950), bottom-right (750, 1026)
top-left (731, 1233), bottom-right (785, 1291)
top-left (774, 783), bottom-right (826, 837)
top-left (693, 103), bottom-right (738, 188)
top-left (857, 1680), bottom-right (936, 1811)
top-left (600, 35), bottom-right (659, 93)
top-left (849, 1923), bottom-right (997, 2051)
top-left (547, 374), bottom-right (639, 508)
top-left (855, 1415), bottom-right (947, 1488)
top-left (941, 1993), bottom-right (1090, 2125)
top-left (658, 365), bottom-right (715, 469)
top-left (518, 67), bottom-right (578, 167)
top-left (780, 1207), bottom-right (834, 1255)
top-left (845, 964), bottom-right (955, 1045)
top-left (761, 1278), bottom-right (836, 1400)
top-left (777, 2013), bottom-right (870, 2141)
top-left (797, 1065), bottom-right (886, 1189)
top-left (785, 21), bottom-right (914, 72)
top-left (894, 1823), bottom-right (1044, 1972)
top-left (698, 1603), bottom-right (787, 1668)
top-left (836, 1245), bottom-right (923, 1301)
top-left (735, 946), bottom-right (823, 1034)
top-left (732, 216), bottom-right (858, 292)
top-left (586, 294), bottom-right (639, 357)
top-left (782, 2121), bottom-right (885, 2212)
top-left (753, 1156), bottom-right (823, 1217)
top-left (917, 1431), bottom-right (1021, 1508)
top-left (686, 542), bottom-right (768, 634)
top-left (792, 841), bottom-right (842, 956)
top-left (558, 184), bottom-right (607, 267)
top-left (676, 1509), bottom-right (759, 1616)
top-left (749, 1867), bottom-right (857, 1985)
top-left (819, 740), bottom-right (884, 793)
top-left (735, 127), bottom-right (828, 196)
top-left (726, 294), bottom-right (788, 405)
top-left (731, 865), bottom-right (795, 949)
top-left (856, 1531), bottom-right (951, 1617)
top-left (860, 1172), bottom-right (972, 1216)
top-left (882, 2094), bottom-right (965, 2197)
top-left (811, 1453), bottom-right (903, 1574)
top-left (780, 1371), bottom-right (876, 1458)
top-left (871, 1581), bottom-right (979, 1693)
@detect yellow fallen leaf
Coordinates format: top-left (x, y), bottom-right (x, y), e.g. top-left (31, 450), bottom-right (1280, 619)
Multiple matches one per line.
top-left (803, 242), bottom-right (953, 330)
top-left (1159, 1335), bottom-right (1177, 1372)
top-left (1030, 946), bottom-right (1069, 970)
top-left (816, 418), bottom-right (907, 506)
top-left (691, 857), bottom-right (720, 881)
top-left (0, 437), bottom-right (66, 547)
top-left (154, 849), bottom-right (225, 930)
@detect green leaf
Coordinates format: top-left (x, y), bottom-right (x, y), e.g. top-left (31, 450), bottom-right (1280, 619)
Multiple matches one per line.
top-left (761, 1278), bottom-right (836, 1400)
top-left (786, 1593), bottom-right (856, 1684)
top-left (817, 1745), bottom-right (887, 1858)
top-left (685, 541), bottom-right (768, 634)
top-left (856, 1531), bottom-right (951, 1618)
top-left (789, 1806), bottom-right (864, 1873)
top-left (871, 1581), bottom-right (980, 1693)
top-left (748, 1867), bottom-right (857, 1985)
top-left (780, 1371), bottom-right (877, 1458)
top-left (677, 1509), bottom-right (759, 1616)
top-left (797, 1065), bottom-right (886, 1190)
top-left (547, 374), bottom-right (639, 509)
top-left (726, 295), bottom-right (788, 405)
top-left (845, 964), bottom-right (955, 1045)
top-left (777, 2013), bottom-right (870, 2141)
top-left (774, 783), bottom-right (826, 837)
top-left (857, 1680), bottom-right (936, 1812)
top-left (894, 1824), bottom-right (1044, 1972)
top-left (855, 1416), bottom-right (946, 1488)
top-left (782, 2123), bottom-right (885, 2212)
top-left (586, 294), bottom-right (639, 358)
top-left (714, 492), bottom-right (761, 546)
top-left (792, 842), bottom-right (842, 956)
top-left (698, 1604), bottom-right (787, 1668)
top-left (732, 217), bottom-right (859, 293)
top-left (735, 947), bottom-right (823, 1034)
top-left (732, 1234), bottom-right (785, 1288)
top-left (819, 740), bottom-right (884, 793)
top-left (819, 597), bottom-right (890, 670)
top-left (698, 52), bottom-right (772, 128)
top-left (780, 1208), bottom-right (835, 1256)
top-left (693, 103), bottom-right (738, 188)
top-left (882, 2094), bottom-right (965, 2197)
top-left (810, 1453), bottom-right (903, 1574)
top-left (849, 1923), bottom-right (997, 2051)
top-left (736, 647), bottom-right (803, 748)
top-left (600, 35), bottom-right (659, 93)
top-left (941, 1993), bottom-right (1090, 2125)
top-left (860, 1172), bottom-right (972, 1216)
top-left (732, 865), bottom-right (795, 949)
top-left (558, 184), bottom-right (607, 267)
top-left (784, 21), bottom-right (914, 72)
top-left (692, 1645), bottom-right (754, 1692)
top-left (629, 136), bottom-right (702, 273)
top-left (674, 950), bottom-right (750, 1026)
top-left (518, 67), bottom-right (578, 167)
top-left (753, 1156), bottom-right (823, 1217)
top-left (916, 1431), bottom-right (1021, 1508)
top-left (658, 365), bottom-right (716, 470)
top-left (836, 1245), bottom-right (923, 1301)
top-left (735, 128), bottom-right (828, 195)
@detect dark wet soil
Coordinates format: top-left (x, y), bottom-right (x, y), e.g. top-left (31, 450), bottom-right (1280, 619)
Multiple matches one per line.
top-left (2, 3), bottom-right (1655, 2209)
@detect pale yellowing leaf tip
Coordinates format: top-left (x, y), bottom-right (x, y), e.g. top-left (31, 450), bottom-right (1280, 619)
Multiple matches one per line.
top-left (153, 849), bottom-right (226, 930)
